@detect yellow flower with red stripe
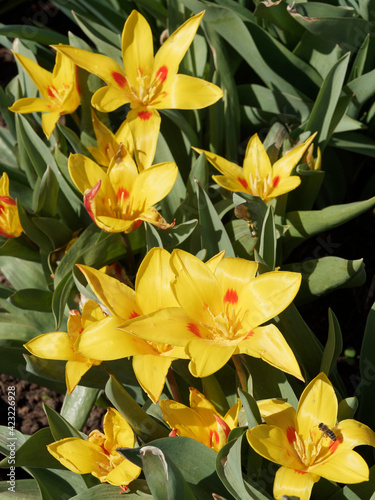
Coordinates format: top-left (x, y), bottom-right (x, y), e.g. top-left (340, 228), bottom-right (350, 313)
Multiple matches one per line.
top-left (0, 173), bottom-right (23, 238)
top-left (53, 10), bottom-right (222, 170)
top-left (160, 387), bottom-right (241, 452)
top-left (194, 132), bottom-right (317, 203)
top-left (9, 51), bottom-right (80, 139)
top-left (247, 373), bottom-right (375, 500)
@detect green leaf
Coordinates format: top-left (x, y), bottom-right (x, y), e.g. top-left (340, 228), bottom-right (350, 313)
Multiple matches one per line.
top-left (0, 479), bottom-right (40, 499)
top-left (26, 467), bottom-right (88, 500)
top-left (43, 404), bottom-right (83, 441)
top-left (259, 205), bottom-right (276, 271)
top-left (320, 309), bottom-right (343, 378)
top-left (0, 256), bottom-right (46, 291)
top-left (282, 257), bottom-right (366, 305)
top-left (328, 464), bottom-right (375, 499)
top-left (35, 166), bottom-right (59, 217)
top-left (16, 201), bottom-right (53, 252)
top-left (70, 481), bottom-right (152, 499)
top-left (286, 165), bottom-right (325, 212)
top-left (337, 397), bottom-right (359, 421)
top-left (0, 426), bottom-right (28, 456)
top-left (8, 289), bottom-right (53, 312)
top-left (238, 389), bottom-right (262, 429)
top-left (0, 25), bottom-right (68, 45)
top-left (357, 302), bottom-right (375, 427)
top-left (105, 376), bottom-right (168, 442)
top-left (0, 237), bottom-right (39, 262)
top-left (60, 386), bottom-right (100, 432)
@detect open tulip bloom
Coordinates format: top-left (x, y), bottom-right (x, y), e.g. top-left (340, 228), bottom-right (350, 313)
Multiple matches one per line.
top-left (247, 373), bottom-right (375, 500)
top-left (194, 132), bottom-right (317, 203)
top-left (118, 249), bottom-right (303, 380)
top-left (74, 248), bottom-right (189, 403)
top-left (68, 145), bottom-right (177, 233)
top-left (9, 50), bottom-right (80, 139)
top-left (47, 407), bottom-right (141, 489)
top-left (160, 387), bottom-right (241, 452)
top-left (53, 10), bottom-right (223, 170)
top-left (0, 172), bottom-right (23, 238)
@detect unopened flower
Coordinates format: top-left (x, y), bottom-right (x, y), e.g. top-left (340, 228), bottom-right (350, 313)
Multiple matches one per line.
top-left (0, 173), bottom-right (23, 238)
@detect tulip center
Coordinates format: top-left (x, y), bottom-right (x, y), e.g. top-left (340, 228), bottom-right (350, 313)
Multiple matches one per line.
top-left (248, 169), bottom-right (280, 200)
top-left (47, 83), bottom-right (71, 108)
top-left (125, 67), bottom-right (168, 107)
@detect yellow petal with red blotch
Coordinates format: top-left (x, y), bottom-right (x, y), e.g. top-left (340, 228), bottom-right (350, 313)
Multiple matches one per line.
top-left (91, 85), bottom-right (129, 113)
top-left (42, 111), bottom-right (61, 139)
top-left (246, 425), bottom-right (301, 470)
top-left (272, 133), bottom-right (317, 179)
top-left (336, 419), bottom-right (375, 451)
top-left (214, 256), bottom-right (258, 300)
top-left (273, 467), bottom-right (320, 500)
top-left (52, 45), bottom-right (126, 89)
top-left (193, 148), bottom-right (244, 186)
top-left (186, 338), bottom-right (237, 378)
top-left (237, 271), bottom-right (301, 329)
top-left (160, 399), bottom-right (210, 447)
top-left (126, 108), bottom-right (161, 171)
top-left (103, 407), bottom-right (136, 449)
top-left (80, 299), bottom-right (107, 329)
top-left (76, 316), bottom-right (149, 360)
top-left (132, 161), bottom-right (178, 208)
top-left (212, 174), bottom-right (249, 193)
top-left (24, 331), bottom-right (75, 360)
top-left (12, 52), bottom-right (53, 99)
top-left (9, 97), bottom-right (52, 113)
top-left (119, 307), bottom-right (193, 346)
top-left (170, 249), bottom-right (222, 326)
top-left (190, 387), bottom-right (217, 414)
top-left (133, 354), bottom-right (173, 403)
top-left (257, 399), bottom-right (296, 431)
top-left (264, 175), bottom-right (301, 203)
top-left (121, 10), bottom-right (154, 89)
top-left (68, 153), bottom-right (114, 198)
top-left (77, 264), bottom-right (140, 319)
top-left (159, 74), bottom-right (223, 110)
top-left (238, 324), bottom-right (303, 381)
top-left (296, 373), bottom-right (337, 442)
top-left (311, 449), bottom-right (369, 483)
top-left (65, 359), bottom-right (93, 394)
top-left (153, 12), bottom-right (205, 83)
top-left (47, 437), bottom-right (106, 474)
top-left (106, 458), bottom-right (141, 487)
top-left (135, 247), bottom-right (178, 313)
top-left (242, 134), bottom-right (272, 180)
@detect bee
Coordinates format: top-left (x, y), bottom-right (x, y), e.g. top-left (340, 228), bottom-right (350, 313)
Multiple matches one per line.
top-left (318, 422), bottom-right (337, 442)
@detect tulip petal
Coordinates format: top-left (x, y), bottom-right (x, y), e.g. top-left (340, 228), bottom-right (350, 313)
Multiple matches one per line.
top-left (104, 407), bottom-right (136, 448)
top-left (135, 247), bottom-right (178, 313)
top-left (265, 175), bottom-right (301, 203)
top-left (237, 271), bottom-right (301, 329)
top-left (212, 174), bottom-right (249, 193)
top-left (68, 153), bottom-right (114, 199)
top-left (312, 449), bottom-right (369, 484)
top-left (214, 257), bottom-right (258, 299)
top-left (132, 161), bottom-right (178, 208)
top-left (243, 134), bottom-right (272, 180)
top-left (126, 107), bottom-right (161, 171)
top-left (257, 399), bottom-right (296, 431)
top-left (13, 52), bottom-right (53, 99)
top-left (9, 97), bottom-right (52, 113)
top-left (121, 10), bottom-right (154, 87)
top-left (91, 85), bottom-right (129, 112)
top-left (193, 148), bottom-right (245, 187)
top-left (106, 458), bottom-right (141, 487)
top-left (133, 354), bottom-right (172, 403)
top-left (80, 299), bottom-right (107, 329)
top-left (274, 467), bottom-right (320, 500)
top-left (160, 74), bottom-right (223, 109)
top-left (170, 249), bottom-right (223, 326)
top-left (65, 359), bottom-right (92, 394)
top-left (42, 111), bottom-right (61, 139)
top-left (77, 264), bottom-right (141, 319)
top-left (238, 324), bottom-right (303, 381)
top-left (186, 338), bottom-right (236, 378)
top-left (76, 316), bottom-right (150, 360)
top-left (337, 419), bottom-right (375, 450)
top-left (47, 437), bottom-right (106, 475)
top-left (272, 133), bottom-right (317, 179)
top-left (296, 373), bottom-right (338, 442)
top-left (246, 425), bottom-right (301, 470)
top-left (24, 331), bottom-right (75, 360)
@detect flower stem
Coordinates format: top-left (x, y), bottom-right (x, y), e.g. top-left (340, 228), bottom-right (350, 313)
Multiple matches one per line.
top-left (120, 232), bottom-right (135, 281)
top-left (232, 354), bottom-right (248, 391)
top-left (166, 368), bottom-right (182, 403)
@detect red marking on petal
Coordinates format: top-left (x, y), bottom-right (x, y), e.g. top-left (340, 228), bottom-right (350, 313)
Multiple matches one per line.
top-left (329, 437), bottom-right (341, 454)
top-left (131, 220), bottom-right (143, 231)
top-left (138, 110), bottom-right (153, 121)
top-left (272, 175), bottom-right (280, 188)
top-left (223, 288), bottom-right (238, 304)
top-left (156, 65), bottom-right (168, 83)
top-left (214, 414), bottom-right (231, 439)
top-left (210, 429), bottom-right (219, 446)
top-left (116, 186), bottom-right (130, 202)
top-left (169, 429), bottom-right (178, 437)
top-left (244, 330), bottom-right (255, 339)
top-left (238, 177), bottom-right (248, 189)
top-left (0, 195), bottom-right (16, 206)
top-left (47, 86), bottom-right (57, 98)
top-left (112, 71), bottom-right (127, 88)
top-left (70, 309), bottom-right (80, 316)
top-left (120, 485), bottom-right (129, 494)
top-left (294, 470), bottom-right (307, 475)
top-left (187, 323), bottom-right (201, 337)
top-left (78, 328), bottom-right (84, 334)
top-left (84, 180), bottom-right (101, 221)
top-left (129, 311), bottom-right (140, 319)
top-left (286, 426), bottom-right (296, 444)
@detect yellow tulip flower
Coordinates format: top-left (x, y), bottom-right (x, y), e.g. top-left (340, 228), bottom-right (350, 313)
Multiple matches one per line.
top-left (247, 373), bottom-right (375, 500)
top-left (74, 248), bottom-right (188, 403)
top-left (0, 173), bottom-right (23, 238)
top-left (160, 387), bottom-right (241, 452)
top-left (23, 300), bottom-right (122, 394)
top-left (9, 51), bottom-right (80, 139)
top-left (119, 249), bottom-right (303, 380)
top-left (87, 110), bottom-right (134, 168)
top-left (69, 145), bottom-right (177, 233)
top-left (194, 132), bottom-right (317, 203)
top-left (53, 10), bottom-right (222, 169)
top-left (47, 407), bottom-right (141, 490)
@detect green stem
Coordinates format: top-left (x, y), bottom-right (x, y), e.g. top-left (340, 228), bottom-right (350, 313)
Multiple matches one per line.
top-left (120, 232), bottom-right (135, 281)
top-left (232, 354), bottom-right (248, 391)
top-left (166, 367), bottom-right (182, 403)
